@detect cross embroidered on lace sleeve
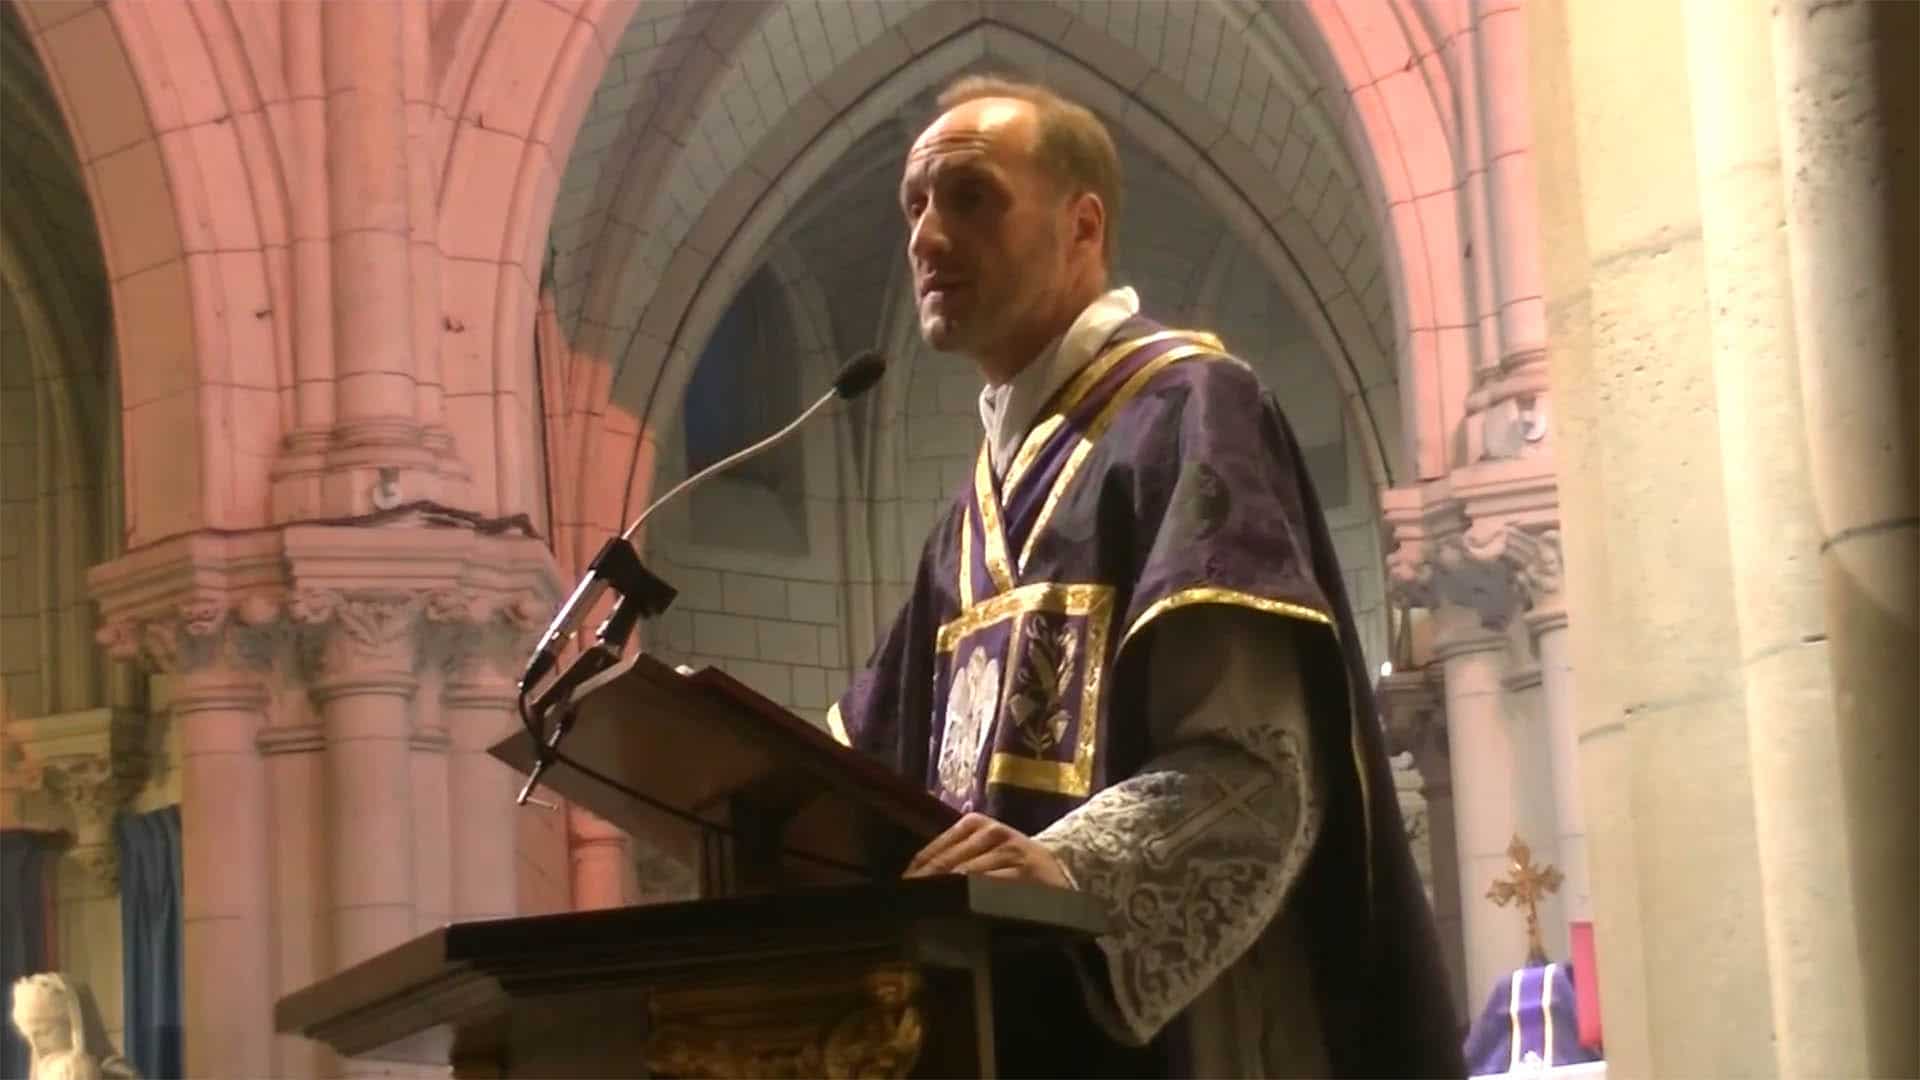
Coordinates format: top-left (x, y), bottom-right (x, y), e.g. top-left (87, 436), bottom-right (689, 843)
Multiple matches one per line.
top-left (1033, 604), bottom-right (1325, 1045)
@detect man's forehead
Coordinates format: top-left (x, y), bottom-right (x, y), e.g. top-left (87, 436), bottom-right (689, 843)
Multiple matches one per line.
top-left (906, 97), bottom-right (1037, 167)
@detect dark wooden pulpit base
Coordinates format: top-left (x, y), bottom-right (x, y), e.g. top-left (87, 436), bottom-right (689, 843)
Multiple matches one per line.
top-left (276, 875), bottom-right (1108, 1078)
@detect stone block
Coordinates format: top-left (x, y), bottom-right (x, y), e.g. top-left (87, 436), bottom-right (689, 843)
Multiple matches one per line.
top-left (791, 665), bottom-right (828, 709)
top-left (692, 611), bottom-right (759, 658)
top-left (788, 581), bottom-right (840, 624)
top-left (723, 659), bottom-right (793, 706)
top-left (820, 626), bottom-right (846, 670)
top-left (721, 572), bottom-right (788, 618)
top-left (758, 620), bottom-right (822, 666)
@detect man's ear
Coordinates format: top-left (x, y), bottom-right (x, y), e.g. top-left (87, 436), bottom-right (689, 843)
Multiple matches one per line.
top-left (1071, 191), bottom-right (1105, 255)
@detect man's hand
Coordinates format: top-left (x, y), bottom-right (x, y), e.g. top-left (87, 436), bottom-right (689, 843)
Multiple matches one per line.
top-left (903, 812), bottom-right (1075, 887)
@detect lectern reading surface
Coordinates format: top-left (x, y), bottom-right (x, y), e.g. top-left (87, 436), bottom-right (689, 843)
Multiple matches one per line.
top-left (487, 650), bottom-right (960, 892)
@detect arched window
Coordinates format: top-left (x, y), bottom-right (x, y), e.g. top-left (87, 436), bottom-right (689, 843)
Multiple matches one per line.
top-left (681, 267), bottom-right (808, 552)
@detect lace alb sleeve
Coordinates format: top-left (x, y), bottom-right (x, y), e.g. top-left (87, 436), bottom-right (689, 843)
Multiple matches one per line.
top-left (1032, 604), bottom-right (1325, 1045)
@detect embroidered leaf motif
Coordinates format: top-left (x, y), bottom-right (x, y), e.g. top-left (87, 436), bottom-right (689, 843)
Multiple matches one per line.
top-left (1007, 615), bottom-right (1079, 757)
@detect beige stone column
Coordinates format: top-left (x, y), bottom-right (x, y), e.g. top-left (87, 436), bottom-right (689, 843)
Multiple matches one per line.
top-left (1524, 0), bottom-right (1789, 1071)
top-left (319, 0), bottom-right (432, 512)
top-left (1772, 3), bottom-right (1919, 1073)
top-left (1683, 0), bottom-right (1874, 1071)
top-left (257, 719), bottom-right (333, 1080)
top-left (173, 673), bottom-right (275, 1080)
top-left (436, 595), bottom-right (529, 925)
top-left (569, 804), bottom-right (635, 910)
top-left (1524, 602), bottom-right (1587, 932)
top-left (293, 591), bottom-right (421, 971)
top-left (1434, 608), bottom-right (1525, 1004)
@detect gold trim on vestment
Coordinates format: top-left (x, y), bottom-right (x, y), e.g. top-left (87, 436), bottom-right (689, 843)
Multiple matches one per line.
top-left (1018, 343), bottom-right (1226, 572)
top-left (934, 583), bottom-right (1115, 799)
top-left (996, 331), bottom-right (1189, 513)
top-left (972, 448), bottom-right (1015, 596)
top-left (958, 505), bottom-right (975, 609)
top-left (1119, 586), bottom-right (1333, 652)
top-left (1001, 414), bottom-right (1064, 496)
top-left (935, 582), bottom-right (1113, 653)
top-left (826, 702), bottom-right (851, 747)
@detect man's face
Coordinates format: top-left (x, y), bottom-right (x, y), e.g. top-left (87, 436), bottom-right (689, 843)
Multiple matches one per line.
top-left (900, 98), bottom-right (1080, 373)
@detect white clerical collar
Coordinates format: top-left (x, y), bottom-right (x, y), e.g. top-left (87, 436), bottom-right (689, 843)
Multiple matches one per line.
top-left (977, 286), bottom-right (1140, 479)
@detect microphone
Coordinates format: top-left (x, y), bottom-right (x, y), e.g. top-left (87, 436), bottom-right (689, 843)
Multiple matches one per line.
top-left (516, 349), bottom-right (890, 697)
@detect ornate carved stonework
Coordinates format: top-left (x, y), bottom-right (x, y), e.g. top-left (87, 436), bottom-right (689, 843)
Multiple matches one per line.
top-left (38, 753), bottom-right (143, 891)
top-left (423, 587), bottom-right (545, 688)
top-left (1391, 751), bottom-right (1435, 904)
top-left (644, 967), bottom-right (926, 1080)
top-left (95, 594), bottom-right (283, 676)
top-left (1382, 472), bottom-right (1566, 635)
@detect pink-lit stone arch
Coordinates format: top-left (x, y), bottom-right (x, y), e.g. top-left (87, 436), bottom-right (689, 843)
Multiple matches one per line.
top-left (13, 0), bottom-right (291, 543)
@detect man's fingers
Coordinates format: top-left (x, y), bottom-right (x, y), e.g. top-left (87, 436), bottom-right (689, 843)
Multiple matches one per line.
top-left (905, 813), bottom-right (990, 875)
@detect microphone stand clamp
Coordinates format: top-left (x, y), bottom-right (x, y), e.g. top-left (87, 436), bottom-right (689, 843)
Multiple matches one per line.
top-left (515, 536), bottom-right (677, 808)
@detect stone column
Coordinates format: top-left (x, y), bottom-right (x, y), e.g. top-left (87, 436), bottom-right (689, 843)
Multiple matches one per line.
top-left (1772, 3), bottom-right (1919, 1073)
top-left (433, 590), bottom-right (538, 923)
top-left (292, 591), bottom-right (421, 972)
top-left (569, 804), bottom-right (635, 910)
top-left (257, 719), bottom-right (332, 1080)
top-left (1432, 606), bottom-right (1526, 1005)
top-left (1682, 0), bottom-right (1875, 1070)
top-left (173, 673), bottom-right (275, 1079)
top-left (318, 0), bottom-right (435, 513)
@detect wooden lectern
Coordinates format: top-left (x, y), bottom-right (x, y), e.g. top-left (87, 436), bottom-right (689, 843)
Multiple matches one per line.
top-left (274, 652), bottom-right (1115, 1078)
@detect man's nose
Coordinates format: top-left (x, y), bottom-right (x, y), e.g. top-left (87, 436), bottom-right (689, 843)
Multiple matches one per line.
top-left (908, 208), bottom-right (949, 262)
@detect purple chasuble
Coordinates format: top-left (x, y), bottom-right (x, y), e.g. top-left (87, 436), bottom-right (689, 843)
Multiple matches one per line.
top-left (830, 316), bottom-right (1464, 1078)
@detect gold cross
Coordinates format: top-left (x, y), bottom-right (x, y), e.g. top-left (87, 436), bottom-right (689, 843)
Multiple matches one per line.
top-left (1486, 833), bottom-right (1563, 965)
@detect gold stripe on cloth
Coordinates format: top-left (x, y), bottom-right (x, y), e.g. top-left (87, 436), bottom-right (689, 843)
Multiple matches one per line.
top-left (1120, 585), bottom-right (1333, 652)
top-left (972, 442), bottom-right (1015, 596)
top-left (935, 582), bottom-right (1114, 654)
top-left (959, 502), bottom-right (975, 609)
top-left (1002, 414), bottom-right (1064, 496)
top-left (1018, 344), bottom-right (1227, 572)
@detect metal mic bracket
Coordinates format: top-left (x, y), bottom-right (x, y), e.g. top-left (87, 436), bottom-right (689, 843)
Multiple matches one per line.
top-left (515, 537), bottom-right (679, 808)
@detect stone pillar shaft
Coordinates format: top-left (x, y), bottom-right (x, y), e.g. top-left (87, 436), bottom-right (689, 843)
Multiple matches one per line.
top-left (1681, 0), bottom-right (1875, 1071)
top-left (321, 0), bottom-right (415, 423)
top-left (445, 678), bottom-right (521, 921)
top-left (568, 803), bottom-right (633, 910)
top-left (1772, 3), bottom-right (1920, 1073)
top-left (177, 676), bottom-right (274, 1079)
top-left (316, 675), bottom-right (417, 968)
top-left (1527, 611), bottom-right (1588, 926)
top-left (1438, 619), bottom-right (1525, 1003)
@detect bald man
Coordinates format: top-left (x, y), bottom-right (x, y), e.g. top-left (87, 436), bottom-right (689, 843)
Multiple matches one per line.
top-left (827, 75), bottom-right (1463, 1078)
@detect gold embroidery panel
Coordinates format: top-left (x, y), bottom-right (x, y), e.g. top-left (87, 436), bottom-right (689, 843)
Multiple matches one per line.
top-left (934, 583), bottom-right (1114, 799)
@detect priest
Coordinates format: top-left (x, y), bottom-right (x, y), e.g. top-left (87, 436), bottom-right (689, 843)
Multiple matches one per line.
top-left (827, 73), bottom-right (1464, 1077)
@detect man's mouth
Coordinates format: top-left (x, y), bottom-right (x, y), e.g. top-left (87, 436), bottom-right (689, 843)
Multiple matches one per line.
top-left (920, 277), bottom-right (969, 297)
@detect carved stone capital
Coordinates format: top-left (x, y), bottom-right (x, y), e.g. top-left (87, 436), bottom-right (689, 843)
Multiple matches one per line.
top-left (95, 592), bottom-right (287, 676)
top-left (290, 589), bottom-right (425, 687)
top-left (424, 587), bottom-right (546, 688)
top-left (1383, 474), bottom-right (1566, 633)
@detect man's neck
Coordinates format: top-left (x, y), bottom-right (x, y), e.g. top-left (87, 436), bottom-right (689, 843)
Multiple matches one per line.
top-left (975, 279), bottom-right (1108, 385)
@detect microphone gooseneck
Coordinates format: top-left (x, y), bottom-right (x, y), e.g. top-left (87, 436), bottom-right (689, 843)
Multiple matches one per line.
top-left (516, 349), bottom-right (892, 700)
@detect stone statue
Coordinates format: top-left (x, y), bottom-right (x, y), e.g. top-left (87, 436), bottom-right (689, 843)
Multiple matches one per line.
top-left (8, 973), bottom-right (139, 1080)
